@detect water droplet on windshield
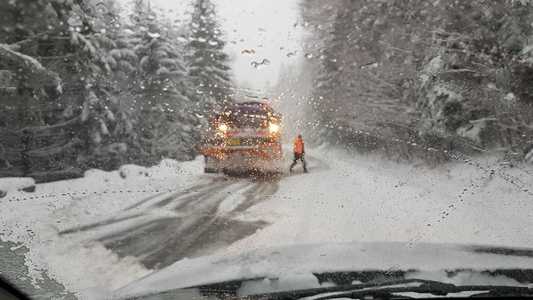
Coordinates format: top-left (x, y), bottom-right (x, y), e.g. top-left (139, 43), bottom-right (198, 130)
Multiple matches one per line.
top-left (241, 49), bottom-right (256, 55)
top-left (287, 51), bottom-right (297, 58)
top-left (251, 58), bottom-right (271, 69)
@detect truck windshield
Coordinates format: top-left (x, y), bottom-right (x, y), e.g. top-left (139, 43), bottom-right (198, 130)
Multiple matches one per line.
top-left (221, 105), bottom-right (272, 128)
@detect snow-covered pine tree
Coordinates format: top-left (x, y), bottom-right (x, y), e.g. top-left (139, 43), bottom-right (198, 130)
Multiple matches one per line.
top-left (417, 1), bottom-right (533, 154)
top-left (89, 0), bottom-right (140, 168)
top-left (0, 0), bottom-right (138, 176)
top-left (306, 0), bottom-right (355, 144)
top-left (186, 0), bottom-right (233, 115)
top-left (49, 0), bottom-right (141, 170)
top-left (302, 0), bottom-right (533, 161)
top-left (127, 0), bottom-right (195, 162)
top-left (165, 18), bottom-right (204, 160)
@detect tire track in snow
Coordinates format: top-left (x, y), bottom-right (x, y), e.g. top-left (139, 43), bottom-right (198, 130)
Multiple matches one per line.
top-left (60, 175), bottom-right (280, 270)
top-left (58, 179), bottom-right (229, 235)
top-left (124, 178), bottom-right (226, 211)
top-left (59, 213), bottom-right (144, 235)
top-left (233, 180), bottom-right (279, 214)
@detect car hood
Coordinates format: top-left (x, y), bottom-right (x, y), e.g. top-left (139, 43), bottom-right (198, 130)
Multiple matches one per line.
top-left (114, 241), bottom-right (533, 299)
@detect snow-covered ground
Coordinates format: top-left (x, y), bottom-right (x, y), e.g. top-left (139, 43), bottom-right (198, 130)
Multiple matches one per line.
top-left (1, 147), bottom-right (532, 299)
top-left (0, 159), bottom-right (204, 298)
top-left (229, 147), bottom-right (533, 253)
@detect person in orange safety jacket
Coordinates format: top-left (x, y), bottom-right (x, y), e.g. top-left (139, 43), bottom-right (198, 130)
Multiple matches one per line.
top-left (290, 134), bottom-right (308, 173)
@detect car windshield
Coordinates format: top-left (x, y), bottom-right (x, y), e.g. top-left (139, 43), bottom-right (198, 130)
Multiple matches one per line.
top-left (1, 0), bottom-right (533, 299)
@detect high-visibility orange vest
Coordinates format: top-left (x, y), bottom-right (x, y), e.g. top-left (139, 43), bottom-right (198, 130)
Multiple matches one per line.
top-left (293, 137), bottom-right (304, 154)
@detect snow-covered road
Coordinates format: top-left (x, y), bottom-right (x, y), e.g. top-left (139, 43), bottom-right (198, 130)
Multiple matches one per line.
top-left (1, 147), bottom-right (532, 298)
top-left (59, 175), bottom-right (277, 270)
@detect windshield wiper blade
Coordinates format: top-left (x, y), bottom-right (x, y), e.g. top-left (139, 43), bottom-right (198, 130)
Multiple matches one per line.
top-left (314, 283), bottom-right (533, 300)
top-left (245, 278), bottom-right (533, 300)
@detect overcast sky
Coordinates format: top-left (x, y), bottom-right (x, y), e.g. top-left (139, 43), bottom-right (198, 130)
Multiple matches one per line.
top-left (140, 0), bottom-right (304, 92)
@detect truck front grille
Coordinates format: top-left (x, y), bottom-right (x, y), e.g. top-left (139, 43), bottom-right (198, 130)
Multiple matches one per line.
top-left (226, 137), bottom-right (274, 146)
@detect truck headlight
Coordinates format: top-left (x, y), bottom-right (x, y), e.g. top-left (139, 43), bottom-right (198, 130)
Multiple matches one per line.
top-left (269, 123), bottom-right (280, 134)
top-left (218, 123), bottom-right (229, 133)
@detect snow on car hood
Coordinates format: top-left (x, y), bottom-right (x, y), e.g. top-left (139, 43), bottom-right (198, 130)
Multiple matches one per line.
top-left (115, 241), bottom-right (533, 298)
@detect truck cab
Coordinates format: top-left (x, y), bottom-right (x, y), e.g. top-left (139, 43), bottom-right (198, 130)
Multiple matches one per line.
top-left (201, 101), bottom-right (283, 175)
